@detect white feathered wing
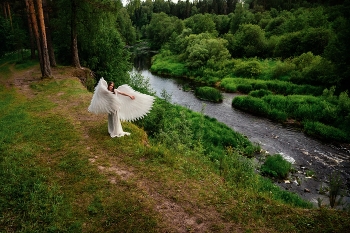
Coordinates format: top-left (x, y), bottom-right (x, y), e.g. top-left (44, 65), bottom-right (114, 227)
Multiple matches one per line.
top-left (116, 84), bottom-right (155, 122)
top-left (88, 78), bottom-right (119, 114)
top-left (88, 78), bottom-right (155, 122)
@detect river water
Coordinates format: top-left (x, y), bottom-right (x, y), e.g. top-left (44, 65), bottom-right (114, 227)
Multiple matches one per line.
top-left (132, 60), bottom-right (350, 206)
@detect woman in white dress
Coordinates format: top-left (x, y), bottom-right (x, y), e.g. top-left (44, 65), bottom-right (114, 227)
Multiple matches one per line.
top-left (88, 78), bottom-right (155, 137)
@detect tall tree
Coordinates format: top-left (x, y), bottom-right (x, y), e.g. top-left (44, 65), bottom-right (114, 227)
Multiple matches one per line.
top-left (25, 0), bottom-right (44, 76)
top-left (43, 0), bottom-right (56, 66)
top-left (24, 0), bottom-right (36, 59)
top-left (71, 0), bottom-right (81, 68)
top-left (35, 0), bottom-right (51, 76)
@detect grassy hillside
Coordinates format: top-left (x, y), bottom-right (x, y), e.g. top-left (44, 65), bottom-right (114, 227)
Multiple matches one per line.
top-left (1, 54), bottom-right (349, 232)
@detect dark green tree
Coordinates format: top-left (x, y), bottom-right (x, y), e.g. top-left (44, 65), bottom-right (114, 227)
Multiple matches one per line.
top-left (117, 7), bottom-right (136, 45)
top-left (146, 12), bottom-right (183, 50)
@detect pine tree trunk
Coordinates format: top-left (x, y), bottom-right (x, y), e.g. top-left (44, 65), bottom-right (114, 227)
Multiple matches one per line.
top-left (6, 2), bottom-right (13, 30)
top-left (36, 0), bottom-right (51, 77)
top-left (43, 0), bottom-right (56, 67)
top-left (25, 0), bottom-right (36, 59)
top-left (26, 0), bottom-right (44, 75)
top-left (71, 0), bottom-right (81, 68)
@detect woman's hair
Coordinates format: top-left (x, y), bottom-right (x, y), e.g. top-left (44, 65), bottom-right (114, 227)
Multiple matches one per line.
top-left (107, 81), bottom-right (115, 94)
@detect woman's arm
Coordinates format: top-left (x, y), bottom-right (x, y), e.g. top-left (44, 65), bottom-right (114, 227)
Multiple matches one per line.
top-left (116, 90), bottom-right (135, 99)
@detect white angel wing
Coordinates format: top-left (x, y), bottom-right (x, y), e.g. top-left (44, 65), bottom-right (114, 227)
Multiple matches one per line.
top-left (88, 77), bottom-right (119, 114)
top-left (116, 84), bottom-right (155, 122)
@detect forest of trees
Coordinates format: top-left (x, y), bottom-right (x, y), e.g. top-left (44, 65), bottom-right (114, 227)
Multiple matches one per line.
top-left (0, 0), bottom-right (349, 90)
top-left (126, 0), bottom-right (350, 91)
top-left (0, 0), bottom-right (134, 86)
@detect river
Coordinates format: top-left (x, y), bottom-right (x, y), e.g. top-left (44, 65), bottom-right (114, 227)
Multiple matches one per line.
top-left (131, 60), bottom-right (350, 207)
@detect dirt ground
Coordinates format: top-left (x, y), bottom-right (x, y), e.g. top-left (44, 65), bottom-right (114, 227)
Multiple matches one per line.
top-left (8, 65), bottom-right (246, 233)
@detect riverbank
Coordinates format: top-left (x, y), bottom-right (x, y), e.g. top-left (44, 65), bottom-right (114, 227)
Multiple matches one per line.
top-left (1, 58), bottom-right (350, 232)
top-left (139, 69), bottom-right (350, 209)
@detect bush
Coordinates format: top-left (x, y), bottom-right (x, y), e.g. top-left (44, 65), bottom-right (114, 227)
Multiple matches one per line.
top-left (236, 84), bottom-right (253, 94)
top-left (303, 121), bottom-right (349, 142)
top-left (271, 60), bottom-right (295, 80)
top-left (260, 154), bottom-right (292, 179)
top-left (249, 89), bottom-right (272, 98)
top-left (232, 96), bottom-right (269, 117)
top-left (233, 60), bottom-right (262, 78)
top-left (253, 82), bottom-right (268, 90)
top-left (268, 109), bottom-right (288, 122)
top-left (194, 86), bottom-right (223, 102)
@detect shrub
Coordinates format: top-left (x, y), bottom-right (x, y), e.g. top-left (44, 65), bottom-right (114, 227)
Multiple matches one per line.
top-left (303, 121), bottom-right (349, 142)
top-left (249, 89), bottom-right (272, 98)
top-left (271, 59), bottom-right (295, 80)
top-left (260, 154), bottom-right (292, 179)
top-left (232, 96), bottom-right (269, 117)
top-left (268, 109), bottom-right (288, 122)
top-left (253, 82), bottom-right (268, 90)
top-left (224, 83), bottom-right (237, 92)
top-left (236, 84), bottom-right (253, 93)
top-left (194, 86), bottom-right (223, 102)
top-left (233, 60), bottom-right (262, 78)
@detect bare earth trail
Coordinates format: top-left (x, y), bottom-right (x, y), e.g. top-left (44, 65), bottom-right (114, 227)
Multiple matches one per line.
top-left (9, 65), bottom-right (246, 233)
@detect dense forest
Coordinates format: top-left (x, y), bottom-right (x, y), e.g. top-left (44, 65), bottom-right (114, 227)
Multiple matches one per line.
top-left (1, 0), bottom-right (349, 88)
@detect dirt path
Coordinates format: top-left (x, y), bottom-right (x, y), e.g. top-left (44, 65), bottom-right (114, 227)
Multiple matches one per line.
top-left (9, 65), bottom-right (244, 233)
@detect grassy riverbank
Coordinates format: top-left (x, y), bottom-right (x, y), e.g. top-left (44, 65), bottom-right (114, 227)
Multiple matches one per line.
top-left (1, 53), bottom-right (350, 232)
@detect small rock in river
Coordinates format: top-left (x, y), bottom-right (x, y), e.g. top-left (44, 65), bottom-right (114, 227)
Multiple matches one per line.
top-left (304, 188), bottom-right (311, 193)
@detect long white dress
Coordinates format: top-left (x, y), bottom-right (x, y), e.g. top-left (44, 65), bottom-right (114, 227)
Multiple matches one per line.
top-left (88, 78), bottom-right (155, 137)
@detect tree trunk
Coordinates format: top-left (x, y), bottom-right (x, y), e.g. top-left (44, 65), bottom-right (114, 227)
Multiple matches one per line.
top-left (6, 1), bottom-right (13, 30)
top-left (3, 2), bottom-right (7, 19)
top-left (43, 0), bottom-right (56, 67)
top-left (26, 0), bottom-right (44, 75)
top-left (35, 0), bottom-right (51, 77)
top-left (25, 0), bottom-right (36, 59)
top-left (71, 0), bottom-right (81, 68)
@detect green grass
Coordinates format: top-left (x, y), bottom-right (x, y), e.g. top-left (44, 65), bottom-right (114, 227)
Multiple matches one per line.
top-left (1, 56), bottom-right (350, 233)
top-left (260, 154), bottom-right (292, 179)
top-left (232, 93), bottom-right (350, 142)
top-left (150, 54), bottom-right (188, 77)
top-left (194, 86), bottom-right (223, 102)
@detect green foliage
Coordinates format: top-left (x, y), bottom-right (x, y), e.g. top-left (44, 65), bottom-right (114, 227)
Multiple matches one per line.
top-left (146, 12), bottom-right (184, 50)
top-left (249, 89), bottom-right (273, 98)
top-left (303, 121), bottom-right (349, 142)
top-left (194, 86), bottom-right (223, 102)
top-left (232, 96), bottom-right (270, 117)
top-left (221, 77), bottom-right (324, 96)
top-left (257, 176), bottom-right (312, 208)
top-left (229, 3), bottom-right (256, 34)
top-left (150, 52), bottom-right (188, 76)
top-left (117, 8), bottom-right (136, 45)
top-left (180, 33), bottom-right (230, 70)
top-left (273, 27), bottom-right (332, 59)
top-left (232, 88), bottom-right (350, 142)
top-left (328, 171), bottom-right (346, 208)
top-left (0, 15), bottom-right (27, 57)
top-left (236, 84), bottom-right (253, 94)
top-left (53, 0), bottom-right (130, 84)
top-left (136, 92), bottom-right (258, 158)
top-left (290, 52), bottom-right (339, 86)
top-left (233, 59), bottom-right (263, 78)
top-left (271, 59), bottom-right (296, 80)
top-left (228, 24), bottom-right (267, 58)
top-left (260, 154), bottom-right (292, 179)
top-left (184, 13), bottom-right (217, 35)
top-left (212, 14), bottom-right (230, 35)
